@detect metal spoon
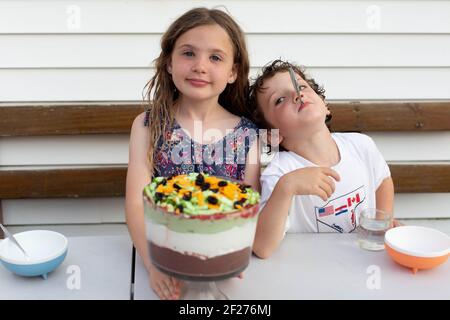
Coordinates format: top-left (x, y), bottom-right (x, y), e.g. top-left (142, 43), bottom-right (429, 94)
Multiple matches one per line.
top-left (0, 223), bottom-right (30, 260)
top-left (288, 66), bottom-right (303, 104)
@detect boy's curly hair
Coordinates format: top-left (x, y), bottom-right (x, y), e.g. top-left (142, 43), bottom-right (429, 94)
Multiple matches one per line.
top-left (248, 59), bottom-right (332, 131)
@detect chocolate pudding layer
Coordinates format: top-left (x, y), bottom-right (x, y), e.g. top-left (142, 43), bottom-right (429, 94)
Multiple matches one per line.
top-left (150, 242), bottom-right (251, 281)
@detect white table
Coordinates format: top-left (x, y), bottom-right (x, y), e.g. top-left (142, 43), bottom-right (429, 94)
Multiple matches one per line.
top-left (134, 233), bottom-right (450, 300)
top-left (0, 235), bottom-right (133, 300)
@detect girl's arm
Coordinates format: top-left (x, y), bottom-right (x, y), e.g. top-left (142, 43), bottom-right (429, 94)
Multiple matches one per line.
top-left (125, 112), bottom-right (153, 272)
top-left (243, 138), bottom-right (261, 192)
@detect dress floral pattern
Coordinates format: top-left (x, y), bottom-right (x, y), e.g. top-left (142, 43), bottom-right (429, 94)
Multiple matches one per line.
top-left (144, 111), bottom-right (258, 181)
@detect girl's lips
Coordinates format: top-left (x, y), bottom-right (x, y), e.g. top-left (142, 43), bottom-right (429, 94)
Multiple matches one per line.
top-left (187, 79), bottom-right (210, 87)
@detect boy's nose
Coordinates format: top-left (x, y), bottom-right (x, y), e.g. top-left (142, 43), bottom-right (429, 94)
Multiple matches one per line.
top-left (294, 94), bottom-right (304, 104)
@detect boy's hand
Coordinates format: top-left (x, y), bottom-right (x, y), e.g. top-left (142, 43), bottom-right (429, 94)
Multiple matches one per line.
top-left (392, 219), bottom-right (404, 228)
top-left (148, 264), bottom-right (182, 300)
top-left (284, 167), bottom-right (341, 201)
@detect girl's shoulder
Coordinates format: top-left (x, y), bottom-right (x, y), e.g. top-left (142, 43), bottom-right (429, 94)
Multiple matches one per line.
top-left (143, 109), bottom-right (151, 127)
top-left (236, 116), bottom-right (259, 132)
top-left (130, 111), bottom-right (150, 138)
top-left (129, 111), bottom-right (150, 149)
top-left (132, 111), bottom-right (148, 128)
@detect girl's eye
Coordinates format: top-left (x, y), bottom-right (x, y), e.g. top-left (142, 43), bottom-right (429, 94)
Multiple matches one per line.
top-left (299, 85), bottom-right (307, 90)
top-left (275, 97), bottom-right (285, 105)
top-left (183, 51), bottom-right (194, 57)
top-left (210, 55), bottom-right (222, 62)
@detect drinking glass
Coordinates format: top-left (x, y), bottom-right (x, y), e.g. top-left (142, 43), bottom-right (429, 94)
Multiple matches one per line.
top-left (357, 208), bottom-right (393, 251)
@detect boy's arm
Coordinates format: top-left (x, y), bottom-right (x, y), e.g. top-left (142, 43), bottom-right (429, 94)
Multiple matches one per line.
top-left (253, 166), bottom-right (339, 259)
top-left (376, 176), bottom-right (394, 214)
top-left (252, 174), bottom-right (293, 259)
top-left (376, 176), bottom-right (398, 225)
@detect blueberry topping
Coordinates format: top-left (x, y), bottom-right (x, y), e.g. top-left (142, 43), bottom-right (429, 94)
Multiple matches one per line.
top-left (182, 192), bottom-right (192, 201)
top-left (201, 182), bottom-right (211, 191)
top-left (155, 192), bottom-right (164, 201)
top-left (207, 196), bottom-right (218, 204)
top-left (173, 183), bottom-right (182, 190)
top-left (218, 181), bottom-right (228, 187)
top-left (156, 178), bottom-right (167, 186)
top-left (195, 173), bottom-right (205, 186)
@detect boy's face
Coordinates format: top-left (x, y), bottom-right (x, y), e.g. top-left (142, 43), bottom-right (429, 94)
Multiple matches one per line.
top-left (256, 71), bottom-right (329, 139)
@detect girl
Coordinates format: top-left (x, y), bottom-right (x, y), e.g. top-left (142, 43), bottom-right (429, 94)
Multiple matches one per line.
top-left (247, 60), bottom-right (399, 259)
top-left (125, 8), bottom-right (260, 300)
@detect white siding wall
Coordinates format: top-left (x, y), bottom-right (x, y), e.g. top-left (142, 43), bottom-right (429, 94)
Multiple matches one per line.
top-left (1, 0), bottom-right (449, 226)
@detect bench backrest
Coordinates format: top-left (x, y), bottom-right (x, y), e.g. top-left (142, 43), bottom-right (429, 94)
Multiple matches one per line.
top-left (1, 101), bottom-right (449, 237)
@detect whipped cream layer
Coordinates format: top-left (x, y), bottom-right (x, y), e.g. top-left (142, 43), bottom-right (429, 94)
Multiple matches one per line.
top-left (146, 218), bottom-right (257, 259)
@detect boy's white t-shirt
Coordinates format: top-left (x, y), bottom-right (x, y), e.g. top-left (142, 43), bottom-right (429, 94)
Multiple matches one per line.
top-left (260, 133), bottom-right (391, 233)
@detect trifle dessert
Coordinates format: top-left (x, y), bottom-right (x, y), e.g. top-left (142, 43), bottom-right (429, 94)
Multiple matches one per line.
top-left (143, 173), bottom-right (260, 281)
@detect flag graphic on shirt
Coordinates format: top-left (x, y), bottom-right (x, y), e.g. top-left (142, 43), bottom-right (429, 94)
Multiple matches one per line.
top-left (334, 205), bottom-right (348, 216)
top-left (318, 205), bottom-right (334, 217)
top-left (315, 186), bottom-right (366, 233)
top-left (347, 193), bottom-right (361, 207)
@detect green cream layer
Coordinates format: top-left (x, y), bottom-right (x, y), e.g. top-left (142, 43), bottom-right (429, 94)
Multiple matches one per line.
top-left (144, 200), bottom-right (258, 234)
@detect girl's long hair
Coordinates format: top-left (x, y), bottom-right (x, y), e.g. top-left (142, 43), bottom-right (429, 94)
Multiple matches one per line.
top-left (143, 7), bottom-right (250, 177)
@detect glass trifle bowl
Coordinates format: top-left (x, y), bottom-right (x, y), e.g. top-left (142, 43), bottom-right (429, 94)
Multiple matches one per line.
top-left (143, 173), bottom-right (260, 299)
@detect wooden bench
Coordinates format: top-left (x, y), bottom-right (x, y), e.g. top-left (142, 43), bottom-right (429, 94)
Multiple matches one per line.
top-left (1, 101), bottom-right (450, 237)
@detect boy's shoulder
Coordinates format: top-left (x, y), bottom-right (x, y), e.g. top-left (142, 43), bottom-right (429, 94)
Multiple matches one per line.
top-left (261, 151), bottom-right (295, 177)
top-left (333, 132), bottom-right (384, 165)
top-left (333, 131), bottom-right (372, 142)
top-left (333, 132), bottom-right (376, 151)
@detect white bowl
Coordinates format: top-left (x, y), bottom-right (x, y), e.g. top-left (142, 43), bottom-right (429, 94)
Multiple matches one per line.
top-left (0, 230), bottom-right (68, 279)
top-left (385, 226), bottom-right (450, 273)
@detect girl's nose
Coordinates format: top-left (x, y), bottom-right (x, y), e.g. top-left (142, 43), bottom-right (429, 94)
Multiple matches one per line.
top-left (192, 57), bottom-right (207, 73)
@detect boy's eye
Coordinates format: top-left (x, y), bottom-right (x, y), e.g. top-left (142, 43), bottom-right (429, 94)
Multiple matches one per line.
top-left (210, 55), bottom-right (222, 62)
top-left (183, 51), bottom-right (194, 57)
top-left (275, 97), bottom-right (285, 105)
top-left (299, 85), bottom-right (307, 90)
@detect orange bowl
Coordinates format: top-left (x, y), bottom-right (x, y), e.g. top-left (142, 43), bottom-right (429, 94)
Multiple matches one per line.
top-left (385, 226), bottom-right (450, 274)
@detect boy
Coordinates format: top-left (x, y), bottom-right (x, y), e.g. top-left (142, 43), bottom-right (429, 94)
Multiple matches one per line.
top-left (248, 60), bottom-right (397, 259)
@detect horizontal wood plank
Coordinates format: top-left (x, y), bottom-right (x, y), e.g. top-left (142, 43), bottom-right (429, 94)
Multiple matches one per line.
top-left (0, 104), bottom-right (146, 136)
top-left (330, 102), bottom-right (450, 132)
top-left (389, 164), bottom-right (450, 193)
top-left (0, 164), bottom-right (448, 199)
top-left (0, 202), bottom-right (4, 238)
top-left (0, 167), bottom-right (127, 199)
top-left (1, 101), bottom-right (449, 136)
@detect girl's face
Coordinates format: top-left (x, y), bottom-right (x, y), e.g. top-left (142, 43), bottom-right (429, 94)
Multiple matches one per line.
top-left (257, 71), bottom-right (329, 138)
top-left (168, 24), bottom-right (237, 104)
